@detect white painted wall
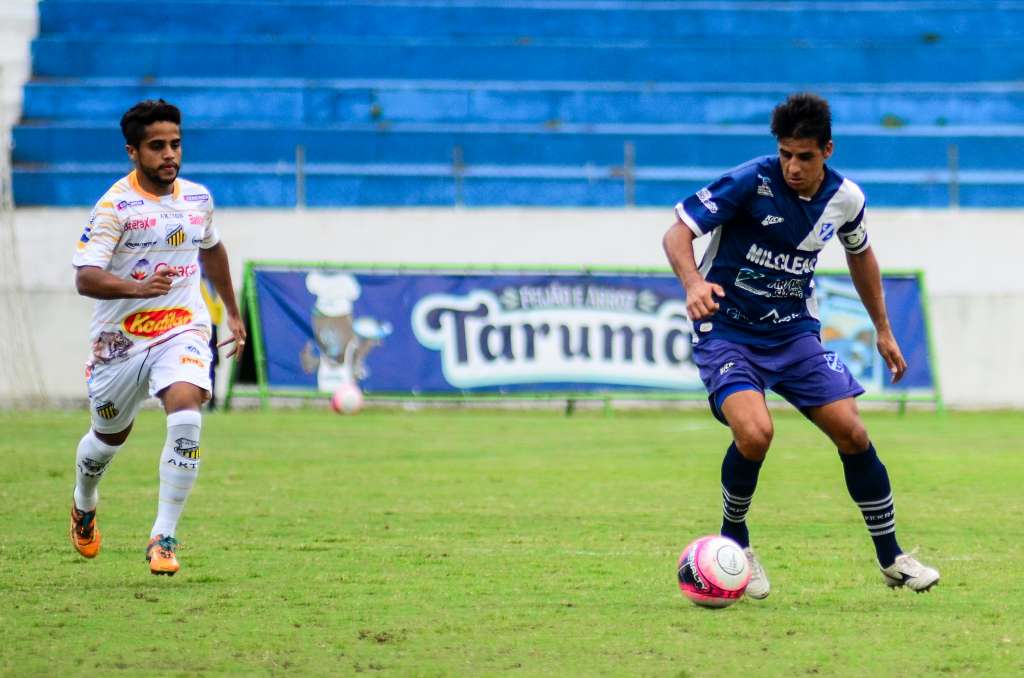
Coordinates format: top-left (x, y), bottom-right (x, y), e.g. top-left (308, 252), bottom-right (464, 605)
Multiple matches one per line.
top-left (6, 207), bottom-right (1022, 408)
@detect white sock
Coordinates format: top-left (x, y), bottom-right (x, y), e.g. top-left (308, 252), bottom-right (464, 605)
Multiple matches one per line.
top-left (74, 430), bottom-right (121, 512)
top-left (151, 410), bottom-right (202, 539)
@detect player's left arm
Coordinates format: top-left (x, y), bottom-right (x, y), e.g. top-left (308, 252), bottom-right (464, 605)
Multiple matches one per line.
top-left (846, 245), bottom-right (907, 383)
top-left (199, 242), bottom-right (246, 359)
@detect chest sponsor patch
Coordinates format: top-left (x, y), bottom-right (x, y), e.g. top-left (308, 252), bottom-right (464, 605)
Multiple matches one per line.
top-left (123, 307), bottom-right (193, 338)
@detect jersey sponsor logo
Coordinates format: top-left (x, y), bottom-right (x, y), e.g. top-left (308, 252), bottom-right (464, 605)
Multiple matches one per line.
top-left (180, 355), bottom-right (206, 368)
top-left (154, 262), bottom-right (198, 279)
top-left (745, 244), bottom-right (816, 275)
top-left (757, 174), bottom-right (774, 197)
top-left (820, 222), bottom-right (835, 242)
top-left (130, 259), bottom-right (151, 280)
top-left (734, 268), bottom-right (770, 297)
top-left (116, 200), bottom-right (144, 211)
top-left (78, 226), bottom-right (93, 251)
top-left (124, 240), bottom-right (158, 250)
top-left (761, 215), bottom-right (784, 226)
top-left (165, 224), bottom-right (186, 246)
top-left (95, 400), bottom-right (119, 420)
top-left (766, 278), bottom-right (805, 299)
top-left (173, 437), bottom-right (201, 459)
top-left (122, 307), bottom-right (193, 338)
top-left (184, 193), bottom-right (210, 202)
top-left (759, 309), bottom-right (801, 324)
top-left (188, 214), bottom-right (204, 226)
top-left (696, 187), bottom-right (719, 214)
top-left (124, 217), bottom-right (157, 231)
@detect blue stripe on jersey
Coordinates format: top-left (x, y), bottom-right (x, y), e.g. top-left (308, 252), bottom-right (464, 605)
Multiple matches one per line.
top-left (677, 155), bottom-right (867, 346)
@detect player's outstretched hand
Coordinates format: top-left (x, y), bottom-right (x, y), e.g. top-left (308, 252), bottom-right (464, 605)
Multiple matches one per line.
top-left (685, 280), bottom-right (725, 321)
top-left (877, 329), bottom-right (907, 383)
top-left (217, 313), bottom-right (248, 359)
top-left (136, 268), bottom-right (175, 298)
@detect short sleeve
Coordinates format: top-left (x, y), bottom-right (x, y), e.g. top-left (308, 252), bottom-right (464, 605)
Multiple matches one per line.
top-left (674, 166), bottom-right (755, 237)
top-left (73, 198), bottom-right (121, 269)
top-left (199, 194), bottom-right (220, 249)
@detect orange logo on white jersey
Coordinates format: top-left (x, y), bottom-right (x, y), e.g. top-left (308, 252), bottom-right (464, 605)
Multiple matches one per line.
top-left (123, 308), bottom-right (193, 338)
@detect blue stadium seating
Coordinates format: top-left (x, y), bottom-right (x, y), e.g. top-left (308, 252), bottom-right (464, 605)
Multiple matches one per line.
top-left (12, 0), bottom-right (1024, 207)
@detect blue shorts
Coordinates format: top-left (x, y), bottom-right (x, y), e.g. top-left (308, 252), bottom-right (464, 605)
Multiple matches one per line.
top-left (692, 333), bottom-right (865, 425)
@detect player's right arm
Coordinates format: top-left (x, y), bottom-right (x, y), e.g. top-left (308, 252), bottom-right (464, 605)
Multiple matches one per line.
top-left (72, 194), bottom-right (173, 300)
top-left (663, 220), bottom-right (725, 321)
top-left (75, 265), bottom-right (174, 300)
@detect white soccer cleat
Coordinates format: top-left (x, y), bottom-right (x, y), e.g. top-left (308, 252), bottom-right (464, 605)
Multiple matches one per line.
top-left (880, 552), bottom-right (940, 592)
top-left (743, 547), bottom-right (770, 599)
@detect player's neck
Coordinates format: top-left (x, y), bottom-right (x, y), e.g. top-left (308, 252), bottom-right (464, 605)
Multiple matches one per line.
top-left (795, 171), bottom-right (826, 200)
top-left (133, 169), bottom-right (175, 198)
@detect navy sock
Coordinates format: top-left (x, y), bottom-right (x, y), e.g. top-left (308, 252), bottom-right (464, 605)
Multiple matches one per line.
top-left (840, 443), bottom-right (902, 567)
top-left (720, 442), bottom-right (763, 549)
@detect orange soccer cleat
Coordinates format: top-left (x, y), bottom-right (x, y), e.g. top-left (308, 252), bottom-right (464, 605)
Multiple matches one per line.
top-left (70, 504), bottom-right (102, 558)
top-left (146, 535), bottom-right (181, 576)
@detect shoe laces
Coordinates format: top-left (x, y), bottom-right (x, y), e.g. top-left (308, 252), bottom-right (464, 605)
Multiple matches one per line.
top-left (895, 548), bottom-right (924, 574)
top-left (73, 509), bottom-right (96, 538)
top-left (155, 536), bottom-right (179, 557)
top-left (745, 548), bottom-right (765, 580)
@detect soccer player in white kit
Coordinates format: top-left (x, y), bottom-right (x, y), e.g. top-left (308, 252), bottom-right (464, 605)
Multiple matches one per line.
top-left (70, 100), bottom-right (245, 575)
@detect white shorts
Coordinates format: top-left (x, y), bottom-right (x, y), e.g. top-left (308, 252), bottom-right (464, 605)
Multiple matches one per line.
top-left (86, 330), bottom-right (213, 434)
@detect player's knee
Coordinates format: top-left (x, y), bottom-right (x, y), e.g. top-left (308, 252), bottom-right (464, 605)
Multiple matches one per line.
top-left (734, 421), bottom-right (773, 461)
top-left (835, 422), bottom-right (870, 455)
top-left (94, 423), bottom-right (132, 446)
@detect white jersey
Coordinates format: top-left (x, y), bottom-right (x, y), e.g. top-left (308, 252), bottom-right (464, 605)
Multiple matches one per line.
top-left (73, 171), bottom-right (220, 365)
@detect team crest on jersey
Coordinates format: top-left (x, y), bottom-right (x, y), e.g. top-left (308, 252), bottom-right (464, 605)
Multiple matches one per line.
top-left (95, 401), bottom-right (119, 420)
top-left (165, 224), bottom-right (186, 246)
top-left (757, 174), bottom-right (774, 197)
top-left (820, 223), bottom-right (835, 242)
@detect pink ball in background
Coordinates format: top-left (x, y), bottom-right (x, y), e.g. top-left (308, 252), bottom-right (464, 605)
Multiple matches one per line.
top-left (330, 383), bottom-right (364, 415)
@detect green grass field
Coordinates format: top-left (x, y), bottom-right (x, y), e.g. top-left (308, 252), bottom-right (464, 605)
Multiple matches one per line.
top-left (1, 407), bottom-right (1021, 676)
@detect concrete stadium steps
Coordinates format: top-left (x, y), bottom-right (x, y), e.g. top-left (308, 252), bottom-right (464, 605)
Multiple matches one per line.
top-left (22, 80), bottom-right (1024, 127)
top-left (30, 37), bottom-right (1024, 82)
top-left (13, 163), bottom-right (1020, 208)
top-left (37, 0), bottom-right (1024, 41)
top-left (13, 123), bottom-right (1023, 170)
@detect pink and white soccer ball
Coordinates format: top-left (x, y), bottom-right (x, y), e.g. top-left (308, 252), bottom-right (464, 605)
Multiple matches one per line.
top-left (330, 383), bottom-right (364, 415)
top-left (677, 535), bottom-right (750, 608)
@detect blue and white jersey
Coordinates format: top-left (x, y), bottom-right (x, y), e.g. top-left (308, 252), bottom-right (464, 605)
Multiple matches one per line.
top-left (676, 155), bottom-right (869, 346)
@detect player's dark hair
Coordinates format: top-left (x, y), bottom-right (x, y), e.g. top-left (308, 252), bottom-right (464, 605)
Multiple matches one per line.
top-left (770, 93), bottom-right (832, 149)
top-left (120, 99), bottom-right (181, 148)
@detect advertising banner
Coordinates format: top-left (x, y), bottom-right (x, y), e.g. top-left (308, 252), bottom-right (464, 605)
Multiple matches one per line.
top-left (228, 263), bottom-right (939, 405)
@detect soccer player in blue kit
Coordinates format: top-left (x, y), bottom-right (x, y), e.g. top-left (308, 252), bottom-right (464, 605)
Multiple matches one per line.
top-left (663, 93), bottom-right (939, 597)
